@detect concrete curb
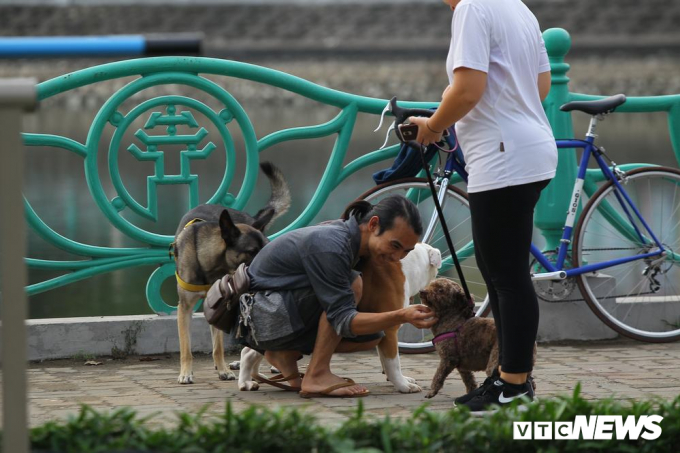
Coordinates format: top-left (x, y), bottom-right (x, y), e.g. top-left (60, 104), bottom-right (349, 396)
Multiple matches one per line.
top-left (23, 301), bottom-right (619, 362)
top-left (26, 314), bottom-right (239, 361)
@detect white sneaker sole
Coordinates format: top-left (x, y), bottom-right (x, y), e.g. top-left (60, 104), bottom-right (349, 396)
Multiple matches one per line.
top-left (465, 397), bottom-right (538, 417)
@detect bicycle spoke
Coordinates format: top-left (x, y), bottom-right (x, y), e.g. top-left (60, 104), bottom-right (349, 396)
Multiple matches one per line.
top-left (617, 274), bottom-right (650, 321)
top-left (659, 216), bottom-right (680, 248)
top-left (659, 180), bottom-right (680, 237)
top-left (581, 228), bottom-right (636, 244)
top-left (576, 168), bottom-right (680, 341)
top-left (590, 215), bottom-right (642, 246)
top-left (433, 233), bottom-right (473, 252)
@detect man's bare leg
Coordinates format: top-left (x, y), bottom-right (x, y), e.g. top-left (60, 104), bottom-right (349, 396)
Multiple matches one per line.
top-left (301, 275), bottom-right (367, 395)
top-left (263, 350), bottom-right (303, 387)
top-left (259, 337), bottom-right (377, 388)
top-left (336, 338), bottom-right (381, 353)
top-left (300, 312), bottom-right (368, 396)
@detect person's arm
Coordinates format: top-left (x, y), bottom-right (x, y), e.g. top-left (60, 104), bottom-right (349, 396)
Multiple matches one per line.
top-left (349, 304), bottom-right (437, 336)
top-left (537, 33), bottom-right (551, 101)
top-left (301, 250), bottom-right (437, 337)
top-left (301, 251), bottom-right (360, 337)
top-left (410, 67), bottom-right (487, 145)
top-left (538, 71), bottom-right (551, 101)
top-left (409, 2), bottom-right (489, 145)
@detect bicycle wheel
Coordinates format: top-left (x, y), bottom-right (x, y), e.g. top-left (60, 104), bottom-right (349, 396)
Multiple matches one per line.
top-left (358, 178), bottom-right (490, 354)
top-left (573, 166), bottom-right (680, 342)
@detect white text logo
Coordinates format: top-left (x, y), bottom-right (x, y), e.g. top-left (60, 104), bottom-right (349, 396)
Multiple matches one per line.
top-left (513, 416), bottom-right (663, 440)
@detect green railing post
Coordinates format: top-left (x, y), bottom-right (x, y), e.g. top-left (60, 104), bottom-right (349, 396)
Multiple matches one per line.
top-left (535, 28), bottom-right (577, 252)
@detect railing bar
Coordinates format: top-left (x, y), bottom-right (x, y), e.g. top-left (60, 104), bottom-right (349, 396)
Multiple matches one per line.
top-left (0, 77), bottom-right (37, 453)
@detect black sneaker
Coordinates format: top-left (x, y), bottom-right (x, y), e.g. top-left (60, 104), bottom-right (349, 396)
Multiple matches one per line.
top-left (453, 372), bottom-right (499, 406)
top-left (459, 378), bottom-right (534, 414)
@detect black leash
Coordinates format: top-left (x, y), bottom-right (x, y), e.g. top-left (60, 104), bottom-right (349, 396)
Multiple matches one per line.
top-left (416, 142), bottom-right (474, 304)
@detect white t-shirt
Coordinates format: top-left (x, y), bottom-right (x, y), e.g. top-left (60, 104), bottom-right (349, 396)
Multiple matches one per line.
top-left (446, 0), bottom-right (558, 193)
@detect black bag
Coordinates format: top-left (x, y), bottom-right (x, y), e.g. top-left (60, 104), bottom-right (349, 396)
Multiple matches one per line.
top-left (203, 263), bottom-right (251, 333)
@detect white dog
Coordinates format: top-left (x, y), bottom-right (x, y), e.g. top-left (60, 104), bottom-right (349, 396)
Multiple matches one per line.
top-left (237, 242), bottom-right (442, 392)
top-left (401, 242), bottom-right (443, 305)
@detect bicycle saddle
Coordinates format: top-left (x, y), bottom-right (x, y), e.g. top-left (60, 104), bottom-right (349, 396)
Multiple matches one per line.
top-left (560, 94), bottom-right (626, 115)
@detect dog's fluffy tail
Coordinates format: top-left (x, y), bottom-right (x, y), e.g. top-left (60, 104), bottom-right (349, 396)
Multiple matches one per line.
top-left (254, 162), bottom-right (291, 227)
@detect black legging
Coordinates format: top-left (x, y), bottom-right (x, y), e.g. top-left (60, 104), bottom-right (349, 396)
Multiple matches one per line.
top-left (468, 179), bottom-right (550, 374)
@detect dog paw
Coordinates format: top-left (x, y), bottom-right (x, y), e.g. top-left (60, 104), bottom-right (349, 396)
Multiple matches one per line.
top-left (424, 391), bottom-right (436, 399)
top-left (177, 373), bottom-right (194, 384)
top-left (395, 381), bottom-right (422, 393)
top-left (404, 376), bottom-right (418, 384)
top-left (238, 381), bottom-right (260, 391)
top-left (218, 370), bottom-right (236, 381)
top-left (229, 360), bottom-right (240, 370)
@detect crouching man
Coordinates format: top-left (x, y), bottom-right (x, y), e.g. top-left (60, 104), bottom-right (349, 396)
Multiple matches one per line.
top-left (237, 195), bottom-right (437, 398)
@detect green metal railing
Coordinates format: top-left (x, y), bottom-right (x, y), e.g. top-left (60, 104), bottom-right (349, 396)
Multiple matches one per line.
top-left (21, 28), bottom-right (680, 315)
top-left (537, 28), bottom-right (680, 251)
top-left (23, 57), bottom-right (438, 314)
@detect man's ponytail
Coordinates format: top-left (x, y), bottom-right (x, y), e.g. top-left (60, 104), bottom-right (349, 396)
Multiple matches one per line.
top-left (341, 200), bottom-right (373, 221)
top-left (341, 195), bottom-right (422, 237)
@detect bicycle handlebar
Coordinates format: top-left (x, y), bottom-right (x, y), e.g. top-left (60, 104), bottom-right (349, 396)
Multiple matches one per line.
top-left (375, 96), bottom-right (439, 149)
top-left (388, 96), bottom-right (434, 126)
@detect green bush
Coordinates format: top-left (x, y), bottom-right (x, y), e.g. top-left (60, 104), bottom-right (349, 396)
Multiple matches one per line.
top-left (13, 385), bottom-right (680, 453)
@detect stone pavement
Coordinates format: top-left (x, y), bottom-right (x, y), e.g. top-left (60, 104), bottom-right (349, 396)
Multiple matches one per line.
top-left (7, 338), bottom-right (680, 429)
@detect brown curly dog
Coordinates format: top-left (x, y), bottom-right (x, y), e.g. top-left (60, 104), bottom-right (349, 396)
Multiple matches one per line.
top-left (419, 278), bottom-right (536, 399)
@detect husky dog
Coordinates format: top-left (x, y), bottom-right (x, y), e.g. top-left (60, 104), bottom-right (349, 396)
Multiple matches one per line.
top-left (174, 162), bottom-right (290, 384)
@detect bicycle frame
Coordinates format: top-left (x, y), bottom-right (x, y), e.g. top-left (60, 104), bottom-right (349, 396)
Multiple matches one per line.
top-left (432, 116), bottom-right (667, 281)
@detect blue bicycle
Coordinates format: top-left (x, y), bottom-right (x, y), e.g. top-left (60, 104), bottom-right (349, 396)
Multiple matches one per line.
top-left (362, 95), bottom-right (680, 352)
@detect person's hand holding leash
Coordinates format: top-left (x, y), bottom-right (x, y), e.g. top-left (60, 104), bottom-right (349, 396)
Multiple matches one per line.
top-left (407, 116), bottom-right (444, 147)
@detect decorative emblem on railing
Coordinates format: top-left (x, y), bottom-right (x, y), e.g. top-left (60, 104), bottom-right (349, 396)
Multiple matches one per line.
top-left (123, 105), bottom-right (216, 220)
top-left (22, 58), bottom-right (419, 315)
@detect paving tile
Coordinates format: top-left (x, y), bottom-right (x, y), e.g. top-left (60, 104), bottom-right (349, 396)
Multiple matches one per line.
top-left (2, 338), bottom-right (679, 428)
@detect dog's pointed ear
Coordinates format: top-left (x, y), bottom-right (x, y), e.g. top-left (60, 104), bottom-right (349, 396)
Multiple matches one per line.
top-left (429, 247), bottom-right (443, 269)
top-left (252, 208), bottom-right (275, 232)
top-left (219, 209), bottom-right (241, 244)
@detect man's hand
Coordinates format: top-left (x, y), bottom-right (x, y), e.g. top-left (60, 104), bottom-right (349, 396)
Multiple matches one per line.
top-left (402, 304), bottom-right (437, 329)
top-left (350, 305), bottom-right (437, 335)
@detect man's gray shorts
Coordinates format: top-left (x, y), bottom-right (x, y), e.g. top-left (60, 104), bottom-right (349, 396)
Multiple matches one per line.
top-left (241, 271), bottom-right (384, 355)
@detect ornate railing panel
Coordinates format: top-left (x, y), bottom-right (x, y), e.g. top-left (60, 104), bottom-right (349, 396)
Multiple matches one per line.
top-left (22, 29), bottom-right (680, 315)
top-left (23, 57), bottom-right (435, 314)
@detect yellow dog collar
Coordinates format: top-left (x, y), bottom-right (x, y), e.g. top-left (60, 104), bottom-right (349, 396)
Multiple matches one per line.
top-left (175, 272), bottom-right (213, 292)
top-left (173, 218), bottom-right (212, 292)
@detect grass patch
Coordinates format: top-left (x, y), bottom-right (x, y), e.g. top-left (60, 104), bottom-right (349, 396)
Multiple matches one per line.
top-left (72, 350), bottom-right (97, 362)
top-left (15, 385), bottom-right (680, 452)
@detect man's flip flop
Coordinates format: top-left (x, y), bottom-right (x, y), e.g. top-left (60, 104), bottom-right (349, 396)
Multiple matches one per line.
top-left (252, 373), bottom-right (304, 392)
top-left (299, 378), bottom-right (370, 399)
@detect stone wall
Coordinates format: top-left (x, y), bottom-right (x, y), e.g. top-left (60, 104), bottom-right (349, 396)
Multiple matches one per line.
top-left (2, 1), bottom-right (679, 53)
top-left (1, 1), bottom-right (679, 108)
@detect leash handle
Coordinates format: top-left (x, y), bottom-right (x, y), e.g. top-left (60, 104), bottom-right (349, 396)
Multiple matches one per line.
top-left (416, 143), bottom-right (473, 304)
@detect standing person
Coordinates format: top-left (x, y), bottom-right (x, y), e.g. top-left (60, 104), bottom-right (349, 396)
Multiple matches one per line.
top-left (408, 0), bottom-right (557, 412)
